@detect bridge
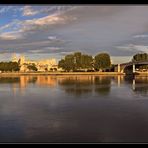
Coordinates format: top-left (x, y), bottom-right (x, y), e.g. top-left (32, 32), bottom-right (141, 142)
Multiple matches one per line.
top-left (115, 61), bottom-right (148, 74)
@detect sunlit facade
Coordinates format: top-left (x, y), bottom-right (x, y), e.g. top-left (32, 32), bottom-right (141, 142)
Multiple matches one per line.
top-left (12, 53), bottom-right (58, 72)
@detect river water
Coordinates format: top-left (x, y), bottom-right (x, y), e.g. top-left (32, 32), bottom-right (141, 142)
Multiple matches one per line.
top-left (0, 75), bottom-right (148, 143)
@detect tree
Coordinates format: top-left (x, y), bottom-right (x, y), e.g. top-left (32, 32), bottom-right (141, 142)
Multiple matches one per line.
top-left (0, 62), bottom-right (20, 72)
top-left (94, 53), bottom-right (111, 71)
top-left (81, 54), bottom-right (93, 69)
top-left (58, 59), bottom-right (66, 70)
top-left (58, 54), bottom-right (75, 72)
top-left (132, 53), bottom-right (148, 62)
top-left (64, 54), bottom-right (75, 71)
top-left (27, 64), bottom-right (38, 71)
top-left (58, 52), bottom-right (94, 71)
top-left (74, 52), bottom-right (82, 69)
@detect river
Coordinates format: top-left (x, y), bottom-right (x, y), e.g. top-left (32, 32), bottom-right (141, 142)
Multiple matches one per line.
top-left (0, 75), bottom-right (148, 143)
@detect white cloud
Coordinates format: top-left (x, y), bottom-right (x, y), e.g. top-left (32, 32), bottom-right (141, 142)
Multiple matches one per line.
top-left (0, 6), bottom-right (78, 42)
top-left (133, 34), bottom-right (148, 38)
top-left (22, 6), bottom-right (76, 17)
top-left (0, 31), bottom-right (23, 40)
top-left (23, 6), bottom-right (38, 16)
top-left (0, 6), bottom-right (13, 14)
top-left (0, 12), bottom-right (76, 41)
top-left (29, 49), bottom-right (45, 53)
top-left (116, 44), bottom-right (148, 53)
top-left (111, 56), bottom-right (132, 64)
top-left (48, 36), bottom-right (57, 40)
top-left (28, 15), bottom-right (65, 26)
top-left (29, 47), bottom-right (61, 53)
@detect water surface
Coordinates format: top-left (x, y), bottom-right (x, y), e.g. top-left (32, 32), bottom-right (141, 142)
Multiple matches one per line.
top-left (0, 75), bottom-right (148, 143)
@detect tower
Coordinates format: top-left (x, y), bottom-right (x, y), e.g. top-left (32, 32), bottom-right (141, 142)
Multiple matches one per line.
top-left (20, 54), bottom-right (25, 65)
top-left (12, 53), bottom-right (18, 63)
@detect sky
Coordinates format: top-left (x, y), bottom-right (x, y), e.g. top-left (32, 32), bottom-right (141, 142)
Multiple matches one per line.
top-left (0, 5), bottom-right (148, 64)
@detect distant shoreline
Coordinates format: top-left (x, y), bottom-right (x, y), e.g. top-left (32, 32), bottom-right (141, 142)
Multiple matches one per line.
top-left (0, 72), bottom-right (125, 76)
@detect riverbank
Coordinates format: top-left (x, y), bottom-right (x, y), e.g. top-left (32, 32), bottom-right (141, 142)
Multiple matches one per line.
top-left (0, 72), bottom-right (125, 76)
top-left (135, 72), bottom-right (148, 76)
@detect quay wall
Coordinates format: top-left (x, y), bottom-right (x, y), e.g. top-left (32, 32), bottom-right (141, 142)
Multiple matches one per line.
top-left (0, 72), bottom-right (125, 76)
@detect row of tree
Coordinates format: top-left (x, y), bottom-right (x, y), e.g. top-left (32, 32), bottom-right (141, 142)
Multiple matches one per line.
top-left (132, 53), bottom-right (148, 62)
top-left (0, 62), bottom-right (20, 72)
top-left (58, 52), bottom-right (111, 72)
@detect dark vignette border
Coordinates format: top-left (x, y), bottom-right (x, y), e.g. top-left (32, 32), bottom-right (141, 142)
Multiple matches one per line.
top-left (0, 0), bottom-right (148, 4)
top-left (0, 0), bottom-right (148, 146)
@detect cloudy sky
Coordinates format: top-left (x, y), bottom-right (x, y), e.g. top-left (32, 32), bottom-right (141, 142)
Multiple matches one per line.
top-left (0, 5), bottom-right (148, 64)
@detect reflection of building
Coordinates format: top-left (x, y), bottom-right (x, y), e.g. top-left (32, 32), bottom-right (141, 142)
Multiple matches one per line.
top-left (11, 76), bottom-right (57, 95)
top-left (12, 54), bottom-right (58, 72)
top-left (19, 76), bottom-right (57, 88)
top-left (36, 76), bottom-right (57, 87)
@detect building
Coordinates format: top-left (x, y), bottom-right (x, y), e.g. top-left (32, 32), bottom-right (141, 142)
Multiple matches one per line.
top-left (12, 53), bottom-right (58, 72)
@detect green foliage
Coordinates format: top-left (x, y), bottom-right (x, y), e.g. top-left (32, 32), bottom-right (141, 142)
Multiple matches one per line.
top-left (58, 52), bottom-right (94, 71)
top-left (132, 53), bottom-right (148, 62)
top-left (94, 53), bottom-right (111, 71)
top-left (81, 54), bottom-right (93, 69)
top-left (65, 54), bottom-right (75, 71)
top-left (0, 62), bottom-right (20, 72)
top-left (74, 52), bottom-right (82, 69)
top-left (27, 64), bottom-right (38, 71)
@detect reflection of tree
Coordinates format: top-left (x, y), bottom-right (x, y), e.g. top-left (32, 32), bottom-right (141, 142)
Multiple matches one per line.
top-left (124, 75), bottom-right (134, 84)
top-left (58, 76), bottom-right (111, 97)
top-left (124, 65), bottom-right (133, 74)
top-left (27, 77), bottom-right (37, 83)
top-left (134, 87), bottom-right (148, 96)
top-left (0, 77), bottom-right (20, 83)
top-left (133, 77), bottom-right (148, 96)
top-left (94, 77), bottom-right (111, 95)
top-left (135, 77), bottom-right (148, 84)
top-left (58, 76), bottom-right (93, 97)
top-left (124, 76), bottom-right (148, 96)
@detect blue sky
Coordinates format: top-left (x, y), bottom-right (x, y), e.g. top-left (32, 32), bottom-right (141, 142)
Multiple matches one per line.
top-left (0, 5), bottom-right (148, 64)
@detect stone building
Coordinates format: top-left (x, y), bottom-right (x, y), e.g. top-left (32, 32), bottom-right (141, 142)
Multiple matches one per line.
top-left (12, 54), bottom-right (58, 72)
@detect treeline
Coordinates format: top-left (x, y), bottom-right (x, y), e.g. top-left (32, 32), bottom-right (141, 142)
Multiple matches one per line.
top-left (58, 52), bottom-right (111, 72)
top-left (132, 53), bottom-right (148, 62)
top-left (131, 53), bottom-right (148, 70)
top-left (0, 62), bottom-right (20, 72)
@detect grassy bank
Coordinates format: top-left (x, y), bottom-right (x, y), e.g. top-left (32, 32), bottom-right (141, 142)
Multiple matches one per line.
top-left (0, 72), bottom-right (124, 76)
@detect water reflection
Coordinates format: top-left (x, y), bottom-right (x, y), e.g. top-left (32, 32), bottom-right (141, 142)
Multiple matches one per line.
top-left (122, 75), bottom-right (148, 96)
top-left (58, 76), bottom-right (112, 96)
top-left (0, 75), bottom-right (148, 96)
top-left (132, 76), bottom-right (148, 96)
top-left (0, 75), bottom-right (148, 142)
top-left (94, 77), bottom-right (111, 95)
top-left (58, 76), bottom-right (93, 96)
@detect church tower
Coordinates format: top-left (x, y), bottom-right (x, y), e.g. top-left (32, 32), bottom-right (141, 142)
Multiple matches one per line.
top-left (20, 54), bottom-right (25, 65)
top-left (12, 53), bottom-right (18, 63)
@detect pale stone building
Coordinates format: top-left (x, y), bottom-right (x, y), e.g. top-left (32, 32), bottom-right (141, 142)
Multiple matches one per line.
top-left (12, 54), bottom-right (58, 72)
